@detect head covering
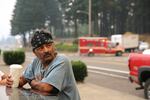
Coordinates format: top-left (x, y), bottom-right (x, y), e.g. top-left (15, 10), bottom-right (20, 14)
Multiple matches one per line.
top-left (31, 30), bottom-right (53, 51)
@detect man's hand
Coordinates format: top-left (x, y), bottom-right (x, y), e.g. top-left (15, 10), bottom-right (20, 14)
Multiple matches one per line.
top-left (0, 78), bottom-right (7, 85)
top-left (6, 76), bottom-right (13, 88)
top-left (18, 76), bottom-right (28, 87)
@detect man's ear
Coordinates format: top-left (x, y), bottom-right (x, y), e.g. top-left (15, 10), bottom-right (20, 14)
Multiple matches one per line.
top-left (33, 50), bottom-right (37, 56)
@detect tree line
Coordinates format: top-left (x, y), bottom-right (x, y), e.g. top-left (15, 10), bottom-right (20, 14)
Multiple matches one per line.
top-left (11, 0), bottom-right (150, 46)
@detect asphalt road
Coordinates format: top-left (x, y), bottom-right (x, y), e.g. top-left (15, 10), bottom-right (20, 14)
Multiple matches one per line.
top-left (66, 53), bottom-right (145, 99)
top-left (0, 52), bottom-right (145, 100)
top-left (25, 52), bottom-right (145, 99)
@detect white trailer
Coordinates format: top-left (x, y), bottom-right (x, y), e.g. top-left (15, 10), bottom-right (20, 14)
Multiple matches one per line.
top-left (111, 33), bottom-right (139, 52)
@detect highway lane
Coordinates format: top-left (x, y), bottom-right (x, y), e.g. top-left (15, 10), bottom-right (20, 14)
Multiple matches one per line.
top-left (66, 54), bottom-right (145, 99)
top-left (25, 52), bottom-right (145, 99)
top-left (25, 52), bottom-right (130, 81)
top-left (71, 55), bottom-right (129, 71)
top-left (85, 72), bottom-right (144, 99)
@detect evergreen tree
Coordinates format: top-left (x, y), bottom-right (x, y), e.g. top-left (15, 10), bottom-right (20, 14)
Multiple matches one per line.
top-left (11, 0), bottom-right (62, 46)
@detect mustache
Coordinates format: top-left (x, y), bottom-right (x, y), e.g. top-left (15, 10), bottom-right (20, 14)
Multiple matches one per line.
top-left (43, 52), bottom-right (51, 57)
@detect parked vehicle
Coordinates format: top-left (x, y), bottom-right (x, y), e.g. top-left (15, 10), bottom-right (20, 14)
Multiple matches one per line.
top-left (128, 51), bottom-right (150, 99)
top-left (79, 37), bottom-right (124, 56)
top-left (143, 49), bottom-right (150, 54)
top-left (111, 33), bottom-right (139, 52)
top-left (139, 41), bottom-right (149, 51)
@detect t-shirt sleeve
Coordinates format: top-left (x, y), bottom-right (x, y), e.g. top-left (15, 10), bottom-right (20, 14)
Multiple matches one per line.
top-left (23, 63), bottom-right (35, 80)
top-left (41, 61), bottom-right (66, 91)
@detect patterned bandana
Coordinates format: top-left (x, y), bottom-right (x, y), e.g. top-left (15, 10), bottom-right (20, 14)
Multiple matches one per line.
top-left (31, 30), bottom-right (53, 51)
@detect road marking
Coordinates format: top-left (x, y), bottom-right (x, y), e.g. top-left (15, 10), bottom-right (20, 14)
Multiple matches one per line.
top-left (88, 70), bottom-right (128, 79)
top-left (88, 65), bottom-right (129, 74)
top-left (86, 60), bottom-right (127, 65)
top-left (26, 55), bottom-right (129, 79)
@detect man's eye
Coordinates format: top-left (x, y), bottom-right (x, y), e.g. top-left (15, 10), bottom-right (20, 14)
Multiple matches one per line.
top-left (46, 44), bottom-right (52, 47)
top-left (37, 47), bottom-right (43, 50)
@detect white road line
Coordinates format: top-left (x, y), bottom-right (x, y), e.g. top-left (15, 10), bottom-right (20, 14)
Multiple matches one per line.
top-left (87, 65), bottom-right (129, 74)
top-left (25, 56), bottom-right (129, 79)
top-left (88, 70), bottom-right (128, 79)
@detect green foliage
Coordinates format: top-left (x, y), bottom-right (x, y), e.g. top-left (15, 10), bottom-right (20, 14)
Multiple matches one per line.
top-left (72, 39), bottom-right (78, 45)
top-left (78, 24), bottom-right (88, 36)
top-left (3, 50), bottom-right (25, 65)
top-left (11, 0), bottom-right (150, 39)
top-left (56, 43), bottom-right (78, 52)
top-left (11, 0), bottom-right (62, 36)
top-left (71, 60), bottom-right (88, 82)
top-left (16, 48), bottom-right (25, 51)
top-left (58, 0), bottom-right (150, 37)
top-left (0, 49), bottom-right (1, 55)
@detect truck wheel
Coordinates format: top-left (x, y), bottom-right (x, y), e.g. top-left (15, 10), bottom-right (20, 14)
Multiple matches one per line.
top-left (88, 52), bottom-right (94, 56)
top-left (144, 78), bottom-right (150, 99)
top-left (115, 51), bottom-right (122, 56)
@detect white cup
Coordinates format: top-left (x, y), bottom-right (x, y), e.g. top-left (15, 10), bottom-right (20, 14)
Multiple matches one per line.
top-left (10, 64), bottom-right (23, 88)
top-left (9, 88), bottom-right (20, 100)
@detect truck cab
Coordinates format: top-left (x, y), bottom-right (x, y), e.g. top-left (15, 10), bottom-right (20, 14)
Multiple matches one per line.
top-left (79, 37), bottom-right (124, 56)
top-left (128, 52), bottom-right (150, 99)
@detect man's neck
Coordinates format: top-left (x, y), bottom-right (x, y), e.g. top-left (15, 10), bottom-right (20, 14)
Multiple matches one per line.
top-left (43, 52), bottom-right (57, 68)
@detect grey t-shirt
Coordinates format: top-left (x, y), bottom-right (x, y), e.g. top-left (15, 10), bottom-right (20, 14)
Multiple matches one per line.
top-left (23, 54), bottom-right (80, 100)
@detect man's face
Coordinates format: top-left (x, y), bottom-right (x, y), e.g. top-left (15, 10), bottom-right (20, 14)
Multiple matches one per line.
top-left (34, 43), bottom-right (56, 65)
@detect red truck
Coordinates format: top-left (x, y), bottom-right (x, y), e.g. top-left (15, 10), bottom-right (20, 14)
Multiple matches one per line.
top-left (79, 37), bottom-right (124, 56)
top-left (128, 53), bottom-right (150, 99)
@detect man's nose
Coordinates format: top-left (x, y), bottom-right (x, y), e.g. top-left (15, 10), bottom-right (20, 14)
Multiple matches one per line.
top-left (43, 46), bottom-right (49, 52)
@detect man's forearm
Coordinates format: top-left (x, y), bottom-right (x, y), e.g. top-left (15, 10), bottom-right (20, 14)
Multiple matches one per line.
top-left (30, 80), bottom-right (53, 92)
top-left (18, 76), bottom-right (28, 87)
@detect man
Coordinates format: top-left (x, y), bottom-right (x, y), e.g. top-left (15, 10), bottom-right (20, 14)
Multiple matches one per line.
top-left (6, 30), bottom-right (80, 100)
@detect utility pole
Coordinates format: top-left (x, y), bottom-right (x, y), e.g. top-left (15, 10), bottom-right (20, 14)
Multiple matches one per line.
top-left (88, 0), bottom-right (92, 37)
